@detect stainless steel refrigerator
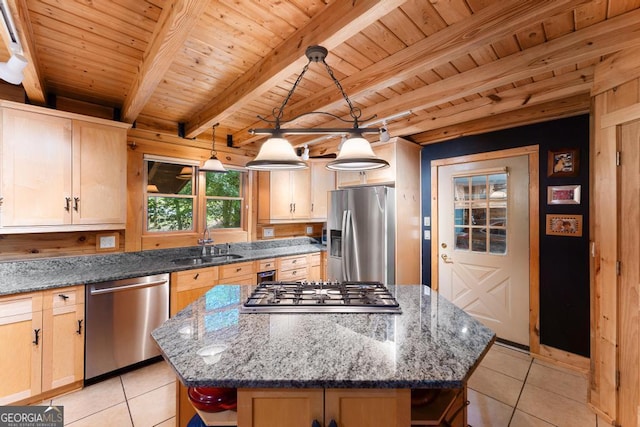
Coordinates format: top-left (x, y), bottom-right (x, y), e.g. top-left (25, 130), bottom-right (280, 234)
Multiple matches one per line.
top-left (327, 185), bottom-right (395, 284)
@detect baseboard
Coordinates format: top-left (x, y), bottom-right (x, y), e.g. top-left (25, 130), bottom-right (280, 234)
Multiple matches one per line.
top-left (532, 344), bottom-right (590, 374)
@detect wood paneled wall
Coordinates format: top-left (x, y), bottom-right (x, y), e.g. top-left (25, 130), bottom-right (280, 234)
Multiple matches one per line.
top-left (589, 46), bottom-right (640, 426)
top-left (0, 231), bottom-right (125, 261)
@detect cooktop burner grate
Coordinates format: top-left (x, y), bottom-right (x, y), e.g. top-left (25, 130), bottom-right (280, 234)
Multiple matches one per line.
top-left (241, 280), bottom-right (401, 314)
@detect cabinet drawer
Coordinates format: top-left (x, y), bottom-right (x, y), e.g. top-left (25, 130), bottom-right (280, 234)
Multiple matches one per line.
top-left (258, 258), bottom-right (276, 271)
top-left (310, 253), bottom-right (321, 266)
top-left (0, 292), bottom-right (42, 321)
top-left (175, 267), bottom-right (218, 292)
top-left (220, 261), bottom-right (255, 280)
top-left (44, 286), bottom-right (83, 309)
top-left (278, 255), bottom-right (308, 271)
top-left (279, 267), bottom-right (308, 281)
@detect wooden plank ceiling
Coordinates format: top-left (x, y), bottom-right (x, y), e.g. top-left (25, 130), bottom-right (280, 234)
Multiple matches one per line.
top-left (2, 0), bottom-right (640, 156)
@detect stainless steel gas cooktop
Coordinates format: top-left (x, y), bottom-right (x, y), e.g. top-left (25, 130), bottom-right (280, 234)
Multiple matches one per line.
top-left (240, 280), bottom-right (401, 314)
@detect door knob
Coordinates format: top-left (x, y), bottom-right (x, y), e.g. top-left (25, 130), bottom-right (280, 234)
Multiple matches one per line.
top-left (441, 254), bottom-right (454, 264)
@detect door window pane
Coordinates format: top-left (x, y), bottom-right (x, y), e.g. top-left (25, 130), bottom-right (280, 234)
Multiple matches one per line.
top-left (453, 172), bottom-right (508, 255)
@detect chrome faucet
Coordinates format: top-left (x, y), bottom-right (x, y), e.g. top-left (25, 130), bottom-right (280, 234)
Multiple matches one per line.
top-left (198, 226), bottom-right (214, 256)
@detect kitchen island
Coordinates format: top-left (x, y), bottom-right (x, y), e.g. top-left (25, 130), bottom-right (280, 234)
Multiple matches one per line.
top-left (152, 283), bottom-right (495, 426)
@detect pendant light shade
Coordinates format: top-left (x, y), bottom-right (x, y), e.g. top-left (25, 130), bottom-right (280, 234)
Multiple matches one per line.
top-left (176, 166), bottom-right (193, 179)
top-left (326, 134), bottom-right (389, 171)
top-left (200, 123), bottom-right (227, 173)
top-left (246, 135), bottom-right (307, 170)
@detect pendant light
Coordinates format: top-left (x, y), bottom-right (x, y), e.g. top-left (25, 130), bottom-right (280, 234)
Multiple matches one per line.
top-left (248, 46), bottom-right (388, 171)
top-left (200, 123), bottom-right (227, 173)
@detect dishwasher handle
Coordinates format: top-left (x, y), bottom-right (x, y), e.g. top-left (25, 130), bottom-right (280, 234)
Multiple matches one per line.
top-left (89, 279), bottom-right (168, 295)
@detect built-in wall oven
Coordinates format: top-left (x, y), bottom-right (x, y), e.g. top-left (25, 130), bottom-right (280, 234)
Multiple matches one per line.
top-left (85, 273), bottom-right (169, 383)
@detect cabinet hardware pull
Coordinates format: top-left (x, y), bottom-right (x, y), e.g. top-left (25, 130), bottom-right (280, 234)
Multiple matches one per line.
top-left (77, 319), bottom-right (83, 335)
top-left (194, 273), bottom-right (200, 280)
top-left (329, 420), bottom-right (338, 427)
top-left (292, 259), bottom-right (297, 264)
top-left (289, 203), bottom-right (293, 213)
top-left (58, 294), bottom-right (69, 301)
top-left (64, 197), bottom-right (71, 211)
top-left (311, 421), bottom-right (321, 427)
top-left (33, 329), bottom-right (40, 346)
top-left (0, 196), bottom-right (3, 206)
top-left (311, 203), bottom-right (314, 212)
top-left (73, 197), bottom-right (80, 211)
top-left (293, 203), bottom-right (296, 213)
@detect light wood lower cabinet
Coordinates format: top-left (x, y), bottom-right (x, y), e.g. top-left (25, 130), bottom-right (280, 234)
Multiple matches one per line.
top-left (170, 266), bottom-right (219, 427)
top-left (0, 286), bottom-right (84, 405)
top-left (42, 287), bottom-right (84, 393)
top-left (277, 254), bottom-right (309, 281)
top-left (309, 253), bottom-right (322, 281)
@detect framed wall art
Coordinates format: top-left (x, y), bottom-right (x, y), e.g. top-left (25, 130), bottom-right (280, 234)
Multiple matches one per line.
top-left (545, 214), bottom-right (583, 237)
top-left (547, 185), bottom-right (581, 205)
top-left (548, 148), bottom-right (579, 177)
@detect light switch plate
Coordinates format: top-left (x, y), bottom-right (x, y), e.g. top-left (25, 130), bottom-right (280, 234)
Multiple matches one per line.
top-left (424, 230), bottom-right (431, 240)
top-left (263, 227), bottom-right (275, 238)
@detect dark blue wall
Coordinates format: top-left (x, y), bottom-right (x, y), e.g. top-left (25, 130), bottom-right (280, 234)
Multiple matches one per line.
top-left (420, 115), bottom-right (590, 357)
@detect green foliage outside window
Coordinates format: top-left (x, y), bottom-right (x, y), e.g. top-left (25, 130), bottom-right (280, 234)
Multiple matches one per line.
top-left (205, 171), bottom-right (242, 228)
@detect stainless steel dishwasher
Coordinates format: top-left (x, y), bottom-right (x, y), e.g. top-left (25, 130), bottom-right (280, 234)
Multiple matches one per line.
top-left (85, 273), bottom-right (169, 382)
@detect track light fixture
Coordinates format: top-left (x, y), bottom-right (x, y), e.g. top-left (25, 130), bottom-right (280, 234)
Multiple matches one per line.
top-left (247, 45), bottom-right (388, 171)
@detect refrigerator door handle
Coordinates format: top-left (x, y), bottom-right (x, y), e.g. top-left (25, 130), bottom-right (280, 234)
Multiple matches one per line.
top-left (340, 210), bottom-right (351, 280)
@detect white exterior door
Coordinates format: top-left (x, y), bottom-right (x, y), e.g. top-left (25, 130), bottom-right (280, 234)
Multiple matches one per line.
top-left (437, 155), bottom-right (530, 346)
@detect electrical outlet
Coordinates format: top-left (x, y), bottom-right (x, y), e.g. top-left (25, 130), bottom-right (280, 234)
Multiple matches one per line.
top-left (263, 227), bottom-right (274, 238)
top-left (306, 226), bottom-right (313, 234)
top-left (99, 235), bottom-right (116, 249)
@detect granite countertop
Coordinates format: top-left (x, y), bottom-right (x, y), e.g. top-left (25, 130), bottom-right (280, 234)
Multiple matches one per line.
top-left (0, 237), bottom-right (324, 296)
top-left (151, 284), bottom-right (496, 389)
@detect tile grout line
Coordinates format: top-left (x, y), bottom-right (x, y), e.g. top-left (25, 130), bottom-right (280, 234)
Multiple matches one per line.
top-left (120, 375), bottom-right (135, 427)
top-left (507, 357), bottom-right (533, 427)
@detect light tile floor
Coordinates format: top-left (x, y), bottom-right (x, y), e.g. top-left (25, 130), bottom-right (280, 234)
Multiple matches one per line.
top-left (34, 343), bottom-right (608, 427)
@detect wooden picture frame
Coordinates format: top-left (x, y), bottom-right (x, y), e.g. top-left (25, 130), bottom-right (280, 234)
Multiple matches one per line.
top-left (547, 148), bottom-right (579, 177)
top-left (547, 185), bottom-right (581, 205)
top-left (545, 214), bottom-right (583, 237)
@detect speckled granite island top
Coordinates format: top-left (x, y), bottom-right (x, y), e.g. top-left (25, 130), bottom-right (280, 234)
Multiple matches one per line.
top-left (151, 284), bottom-right (495, 389)
top-left (0, 237), bottom-right (324, 296)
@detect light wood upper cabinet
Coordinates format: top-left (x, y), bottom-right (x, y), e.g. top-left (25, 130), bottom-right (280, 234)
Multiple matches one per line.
top-left (72, 121), bottom-right (127, 225)
top-left (1, 108), bottom-right (72, 227)
top-left (337, 142), bottom-right (396, 187)
top-left (0, 101), bottom-right (130, 232)
top-left (257, 160), bottom-right (335, 223)
top-left (310, 160), bottom-right (335, 221)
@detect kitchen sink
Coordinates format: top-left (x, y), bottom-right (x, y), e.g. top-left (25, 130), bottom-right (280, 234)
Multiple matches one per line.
top-left (172, 254), bottom-right (243, 266)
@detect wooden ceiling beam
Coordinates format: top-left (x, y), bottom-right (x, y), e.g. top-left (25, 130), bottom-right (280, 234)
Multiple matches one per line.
top-left (121, 0), bottom-right (209, 124)
top-left (398, 67), bottom-right (594, 136)
top-left (310, 6), bottom-right (640, 138)
top-left (3, 0), bottom-right (46, 104)
top-left (231, 0), bottom-right (589, 147)
top-left (183, 0), bottom-right (409, 139)
top-left (411, 93), bottom-right (591, 145)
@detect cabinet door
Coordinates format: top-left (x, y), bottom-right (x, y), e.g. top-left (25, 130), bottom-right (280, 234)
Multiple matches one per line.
top-left (72, 121), bottom-right (127, 225)
top-left (291, 168), bottom-right (311, 219)
top-left (0, 292), bottom-right (43, 405)
top-left (42, 286), bottom-right (84, 392)
top-left (237, 388), bottom-right (324, 427)
top-left (269, 171), bottom-right (295, 220)
top-left (1, 109), bottom-right (72, 227)
top-left (324, 388), bottom-right (411, 427)
top-left (364, 143), bottom-right (396, 185)
top-left (310, 162), bottom-right (335, 220)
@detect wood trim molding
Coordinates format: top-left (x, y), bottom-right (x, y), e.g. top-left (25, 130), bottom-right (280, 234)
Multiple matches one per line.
top-left (430, 145), bottom-right (540, 354)
top-left (535, 344), bottom-right (591, 374)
